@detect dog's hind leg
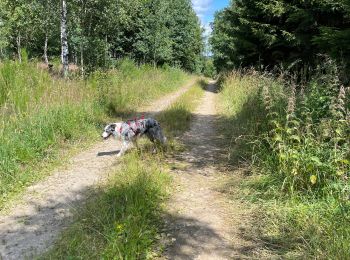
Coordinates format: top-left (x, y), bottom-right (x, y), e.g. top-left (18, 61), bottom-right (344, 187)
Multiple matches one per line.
top-left (132, 138), bottom-right (139, 150)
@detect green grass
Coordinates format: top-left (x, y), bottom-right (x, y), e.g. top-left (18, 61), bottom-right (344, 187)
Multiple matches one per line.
top-left (218, 69), bottom-right (350, 258)
top-left (0, 59), bottom-right (190, 209)
top-left (156, 80), bottom-right (205, 137)
top-left (44, 78), bottom-right (205, 259)
top-left (43, 153), bottom-right (171, 260)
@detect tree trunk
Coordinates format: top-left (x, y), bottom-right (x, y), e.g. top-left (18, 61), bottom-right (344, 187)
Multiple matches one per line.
top-left (16, 34), bottom-right (21, 63)
top-left (153, 37), bottom-right (157, 68)
top-left (61, 0), bottom-right (69, 77)
top-left (80, 43), bottom-right (84, 77)
top-left (44, 33), bottom-right (49, 65)
top-left (105, 35), bottom-right (109, 66)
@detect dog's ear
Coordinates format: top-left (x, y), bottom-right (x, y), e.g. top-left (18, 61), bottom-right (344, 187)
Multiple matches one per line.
top-left (110, 123), bottom-right (117, 130)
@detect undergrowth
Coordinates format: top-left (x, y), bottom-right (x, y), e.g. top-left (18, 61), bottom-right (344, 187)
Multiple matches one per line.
top-left (219, 61), bottom-right (350, 258)
top-left (0, 58), bottom-right (190, 208)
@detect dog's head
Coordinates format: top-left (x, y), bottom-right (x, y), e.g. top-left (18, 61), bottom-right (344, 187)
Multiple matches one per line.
top-left (102, 123), bottom-right (122, 140)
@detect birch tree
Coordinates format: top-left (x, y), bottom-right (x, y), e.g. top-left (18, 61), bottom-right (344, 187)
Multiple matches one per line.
top-left (61, 0), bottom-right (69, 77)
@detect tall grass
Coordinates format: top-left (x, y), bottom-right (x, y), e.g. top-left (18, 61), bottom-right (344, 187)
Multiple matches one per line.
top-left (92, 60), bottom-right (190, 115)
top-left (219, 63), bottom-right (350, 258)
top-left (0, 59), bottom-right (189, 208)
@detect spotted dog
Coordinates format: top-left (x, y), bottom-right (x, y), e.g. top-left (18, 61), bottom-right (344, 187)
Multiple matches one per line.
top-left (102, 117), bottom-right (167, 157)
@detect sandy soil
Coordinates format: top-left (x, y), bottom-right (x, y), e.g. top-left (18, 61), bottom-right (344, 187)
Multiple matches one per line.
top-left (162, 82), bottom-right (256, 259)
top-left (0, 79), bottom-right (196, 260)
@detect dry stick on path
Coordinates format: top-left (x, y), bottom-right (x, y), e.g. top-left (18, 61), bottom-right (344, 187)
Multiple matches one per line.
top-left (0, 79), bottom-right (196, 260)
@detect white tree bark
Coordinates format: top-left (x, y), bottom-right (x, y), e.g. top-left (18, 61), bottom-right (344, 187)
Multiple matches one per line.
top-left (16, 33), bottom-right (21, 63)
top-left (80, 42), bottom-right (84, 77)
top-left (44, 34), bottom-right (49, 65)
top-left (61, 0), bottom-right (69, 77)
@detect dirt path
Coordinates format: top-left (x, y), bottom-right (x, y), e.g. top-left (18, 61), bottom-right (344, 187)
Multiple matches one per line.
top-left (0, 79), bottom-right (196, 260)
top-left (163, 82), bottom-right (254, 259)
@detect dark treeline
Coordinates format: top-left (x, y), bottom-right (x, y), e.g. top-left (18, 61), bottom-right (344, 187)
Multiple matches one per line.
top-left (211, 0), bottom-right (350, 79)
top-left (0, 0), bottom-right (204, 73)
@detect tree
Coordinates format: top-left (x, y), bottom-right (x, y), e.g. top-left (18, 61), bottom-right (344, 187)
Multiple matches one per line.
top-left (61, 0), bottom-right (69, 77)
top-left (30, 0), bottom-right (60, 64)
top-left (169, 0), bottom-right (203, 72)
top-left (3, 0), bottom-right (34, 62)
top-left (0, 0), bottom-right (204, 73)
top-left (0, 1), bottom-right (10, 58)
top-left (134, 0), bottom-right (173, 67)
top-left (211, 0), bottom-right (350, 77)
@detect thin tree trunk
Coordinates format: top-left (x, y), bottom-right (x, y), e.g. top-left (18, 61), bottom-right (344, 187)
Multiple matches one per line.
top-left (153, 37), bottom-right (157, 68)
top-left (44, 33), bottom-right (49, 65)
top-left (80, 43), bottom-right (84, 77)
top-left (61, 0), bottom-right (69, 77)
top-left (105, 35), bottom-right (109, 65)
top-left (16, 33), bottom-right (21, 63)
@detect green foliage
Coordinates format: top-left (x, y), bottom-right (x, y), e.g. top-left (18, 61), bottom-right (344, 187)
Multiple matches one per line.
top-left (0, 0), bottom-right (204, 73)
top-left (219, 66), bottom-right (350, 257)
top-left (211, 0), bottom-right (350, 77)
top-left (0, 60), bottom-right (189, 207)
top-left (201, 57), bottom-right (216, 78)
top-left (92, 59), bottom-right (189, 115)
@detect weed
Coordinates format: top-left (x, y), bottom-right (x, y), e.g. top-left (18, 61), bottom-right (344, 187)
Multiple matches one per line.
top-left (219, 62), bottom-right (350, 258)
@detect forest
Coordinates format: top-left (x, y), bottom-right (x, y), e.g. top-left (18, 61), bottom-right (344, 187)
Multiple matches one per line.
top-left (211, 0), bottom-right (350, 80)
top-left (0, 0), bottom-right (204, 73)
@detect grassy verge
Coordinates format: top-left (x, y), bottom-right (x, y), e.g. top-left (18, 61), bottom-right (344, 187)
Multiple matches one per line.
top-left (218, 69), bottom-right (350, 258)
top-left (156, 80), bottom-right (206, 137)
top-left (0, 59), bottom-right (190, 209)
top-left (43, 153), bottom-right (171, 259)
top-left (44, 79), bottom-right (206, 259)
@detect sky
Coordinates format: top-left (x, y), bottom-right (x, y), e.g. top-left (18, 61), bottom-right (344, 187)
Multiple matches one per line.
top-left (192, 0), bottom-right (230, 36)
top-left (192, 0), bottom-right (230, 25)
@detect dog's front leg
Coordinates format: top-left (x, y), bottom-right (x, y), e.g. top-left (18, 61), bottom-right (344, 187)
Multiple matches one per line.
top-left (117, 140), bottom-right (130, 157)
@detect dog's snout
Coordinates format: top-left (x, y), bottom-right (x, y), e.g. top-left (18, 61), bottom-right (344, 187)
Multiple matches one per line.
top-left (102, 132), bottom-right (110, 139)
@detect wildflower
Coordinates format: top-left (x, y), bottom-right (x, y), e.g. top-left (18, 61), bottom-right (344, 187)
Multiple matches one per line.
top-left (310, 175), bottom-right (317, 185)
top-left (115, 223), bottom-right (124, 232)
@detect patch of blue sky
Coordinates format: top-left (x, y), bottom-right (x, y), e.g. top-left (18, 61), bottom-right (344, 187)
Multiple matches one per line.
top-left (192, 0), bottom-right (230, 25)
